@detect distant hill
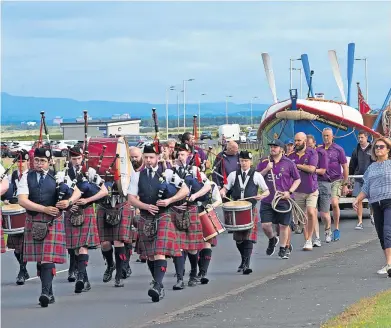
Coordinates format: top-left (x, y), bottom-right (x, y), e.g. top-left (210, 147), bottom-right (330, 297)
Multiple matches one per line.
top-left (1, 92), bottom-right (269, 124)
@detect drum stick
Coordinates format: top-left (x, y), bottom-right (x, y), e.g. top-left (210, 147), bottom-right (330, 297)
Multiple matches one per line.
top-left (239, 196), bottom-right (258, 201)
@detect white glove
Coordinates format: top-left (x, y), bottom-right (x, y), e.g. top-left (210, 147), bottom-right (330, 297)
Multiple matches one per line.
top-left (55, 171), bottom-right (66, 184)
top-left (93, 174), bottom-right (102, 186)
top-left (87, 168), bottom-right (97, 182)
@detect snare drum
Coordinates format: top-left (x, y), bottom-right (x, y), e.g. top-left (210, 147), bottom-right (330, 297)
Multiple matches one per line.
top-left (222, 201), bottom-right (253, 231)
top-left (87, 137), bottom-right (131, 197)
top-left (199, 208), bottom-right (225, 241)
top-left (2, 204), bottom-right (26, 235)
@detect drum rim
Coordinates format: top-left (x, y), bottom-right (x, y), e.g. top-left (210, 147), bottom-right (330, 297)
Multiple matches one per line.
top-left (2, 209), bottom-right (26, 215)
top-left (3, 228), bottom-right (25, 235)
top-left (222, 205), bottom-right (252, 211)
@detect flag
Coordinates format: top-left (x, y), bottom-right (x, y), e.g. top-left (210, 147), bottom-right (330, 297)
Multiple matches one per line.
top-left (357, 83), bottom-right (371, 114)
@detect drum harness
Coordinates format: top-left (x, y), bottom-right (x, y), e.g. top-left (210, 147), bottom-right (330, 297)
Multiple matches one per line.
top-left (268, 159), bottom-right (307, 225)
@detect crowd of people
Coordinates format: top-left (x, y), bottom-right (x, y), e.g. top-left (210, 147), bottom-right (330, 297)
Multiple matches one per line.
top-left (1, 128), bottom-right (390, 308)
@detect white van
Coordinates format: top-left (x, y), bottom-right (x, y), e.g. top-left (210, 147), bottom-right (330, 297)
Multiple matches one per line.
top-left (218, 124), bottom-right (240, 144)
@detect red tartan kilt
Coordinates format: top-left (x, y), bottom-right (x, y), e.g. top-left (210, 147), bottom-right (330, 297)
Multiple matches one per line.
top-left (137, 211), bottom-right (181, 257)
top-left (173, 205), bottom-right (204, 251)
top-left (233, 207), bottom-right (259, 243)
top-left (1, 214), bottom-right (6, 253)
top-left (7, 233), bottom-right (24, 252)
top-left (96, 203), bottom-right (135, 243)
top-left (64, 205), bottom-right (100, 249)
top-left (23, 213), bottom-right (67, 263)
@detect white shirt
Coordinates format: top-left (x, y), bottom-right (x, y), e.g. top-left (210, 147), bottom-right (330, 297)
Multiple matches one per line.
top-left (17, 170), bottom-right (50, 196)
top-left (211, 181), bottom-right (222, 203)
top-left (181, 165), bottom-right (210, 185)
top-left (224, 169), bottom-right (268, 192)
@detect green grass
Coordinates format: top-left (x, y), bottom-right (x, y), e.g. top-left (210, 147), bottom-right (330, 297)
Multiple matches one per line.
top-left (322, 289), bottom-right (391, 328)
top-left (2, 134), bottom-right (63, 141)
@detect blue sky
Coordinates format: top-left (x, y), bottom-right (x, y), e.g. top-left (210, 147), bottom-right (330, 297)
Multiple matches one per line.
top-left (1, 1), bottom-right (390, 108)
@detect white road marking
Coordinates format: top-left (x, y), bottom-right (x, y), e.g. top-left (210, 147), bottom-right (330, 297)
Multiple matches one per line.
top-left (26, 269), bottom-right (69, 281)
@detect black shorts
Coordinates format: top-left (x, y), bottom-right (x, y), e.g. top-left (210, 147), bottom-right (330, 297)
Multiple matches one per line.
top-left (259, 201), bottom-right (292, 226)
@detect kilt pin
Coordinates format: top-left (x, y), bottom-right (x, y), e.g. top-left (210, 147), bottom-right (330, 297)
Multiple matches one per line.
top-left (23, 213), bottom-right (67, 264)
top-left (64, 205), bottom-right (100, 249)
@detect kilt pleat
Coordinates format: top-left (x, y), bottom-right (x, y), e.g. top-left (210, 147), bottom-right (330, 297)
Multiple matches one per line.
top-left (173, 205), bottom-right (204, 251)
top-left (7, 234), bottom-right (24, 252)
top-left (65, 205), bottom-right (100, 249)
top-left (233, 207), bottom-right (259, 243)
top-left (1, 214), bottom-right (6, 253)
top-left (137, 212), bottom-right (181, 257)
top-left (23, 213), bottom-right (67, 263)
top-left (97, 203), bottom-right (134, 243)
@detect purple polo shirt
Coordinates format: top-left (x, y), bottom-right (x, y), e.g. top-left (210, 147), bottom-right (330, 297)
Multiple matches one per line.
top-left (212, 152), bottom-right (240, 187)
top-left (315, 146), bottom-right (330, 182)
top-left (320, 143), bottom-right (347, 182)
top-left (186, 146), bottom-right (208, 165)
top-left (257, 156), bottom-right (301, 204)
top-left (287, 147), bottom-right (318, 193)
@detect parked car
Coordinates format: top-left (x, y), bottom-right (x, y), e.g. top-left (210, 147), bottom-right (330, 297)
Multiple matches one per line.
top-left (1, 142), bottom-right (11, 158)
top-left (8, 141), bottom-right (33, 157)
top-left (200, 131), bottom-right (213, 140)
top-left (125, 135), bottom-right (153, 147)
top-left (247, 130), bottom-right (258, 143)
top-left (239, 132), bottom-right (247, 143)
top-left (52, 140), bottom-right (79, 157)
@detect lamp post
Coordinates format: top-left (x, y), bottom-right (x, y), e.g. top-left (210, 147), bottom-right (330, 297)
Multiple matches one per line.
top-left (165, 85), bottom-right (175, 139)
top-left (292, 68), bottom-right (303, 98)
top-left (225, 95), bottom-right (233, 124)
top-left (250, 96), bottom-right (258, 128)
top-left (290, 58), bottom-right (302, 89)
top-left (198, 93), bottom-right (206, 134)
top-left (355, 57), bottom-right (368, 102)
top-left (183, 78), bottom-right (195, 132)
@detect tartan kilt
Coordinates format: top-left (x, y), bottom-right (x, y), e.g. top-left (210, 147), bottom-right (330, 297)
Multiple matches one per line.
top-left (64, 205), bottom-right (100, 249)
top-left (233, 207), bottom-right (259, 243)
top-left (96, 203), bottom-right (134, 243)
top-left (137, 211), bottom-right (181, 257)
top-left (1, 214), bottom-right (6, 253)
top-left (23, 213), bottom-right (67, 263)
top-left (173, 205), bottom-right (204, 251)
top-left (7, 233), bottom-right (24, 252)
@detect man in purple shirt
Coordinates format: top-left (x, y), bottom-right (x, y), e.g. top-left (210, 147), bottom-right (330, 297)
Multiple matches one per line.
top-left (212, 141), bottom-right (240, 189)
top-left (181, 132), bottom-right (210, 170)
top-left (257, 139), bottom-right (301, 259)
top-left (288, 132), bottom-right (319, 251)
top-left (307, 135), bottom-right (330, 245)
top-left (318, 128), bottom-right (349, 241)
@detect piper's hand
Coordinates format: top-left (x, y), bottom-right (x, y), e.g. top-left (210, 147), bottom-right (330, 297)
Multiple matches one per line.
top-left (174, 205), bottom-right (187, 211)
top-left (70, 205), bottom-right (79, 213)
top-left (45, 206), bottom-right (59, 217)
top-left (188, 194), bottom-right (197, 202)
top-left (156, 199), bottom-right (171, 207)
top-left (220, 189), bottom-right (227, 198)
top-left (146, 204), bottom-right (159, 215)
top-left (266, 162), bottom-right (274, 171)
top-left (280, 191), bottom-right (291, 200)
top-left (353, 198), bottom-right (360, 212)
top-left (76, 198), bottom-right (88, 206)
top-left (3, 200), bottom-right (10, 205)
top-left (56, 200), bottom-right (70, 209)
top-left (55, 171), bottom-right (66, 184)
top-left (254, 194), bottom-right (264, 201)
top-left (135, 208), bottom-right (140, 215)
top-left (342, 185), bottom-right (349, 196)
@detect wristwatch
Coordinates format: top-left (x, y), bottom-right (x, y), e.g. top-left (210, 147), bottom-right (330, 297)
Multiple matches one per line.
top-left (289, 190), bottom-right (293, 195)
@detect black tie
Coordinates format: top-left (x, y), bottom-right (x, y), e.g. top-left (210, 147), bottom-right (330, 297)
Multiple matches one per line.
top-left (242, 172), bottom-right (246, 182)
top-left (38, 172), bottom-right (45, 188)
top-left (148, 168), bottom-right (153, 180)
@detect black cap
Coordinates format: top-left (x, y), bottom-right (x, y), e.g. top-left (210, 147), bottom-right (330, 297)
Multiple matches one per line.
top-left (239, 150), bottom-right (253, 160)
top-left (175, 143), bottom-right (190, 152)
top-left (69, 146), bottom-right (83, 157)
top-left (18, 149), bottom-right (29, 161)
top-left (267, 139), bottom-right (285, 148)
top-left (143, 144), bottom-right (159, 154)
top-left (34, 147), bottom-right (52, 159)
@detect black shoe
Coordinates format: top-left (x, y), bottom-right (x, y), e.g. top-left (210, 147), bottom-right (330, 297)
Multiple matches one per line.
top-left (39, 294), bottom-right (50, 308)
top-left (285, 244), bottom-right (293, 255)
top-left (278, 247), bottom-right (289, 259)
top-left (148, 282), bottom-right (164, 302)
top-left (122, 266), bottom-right (132, 279)
top-left (75, 280), bottom-right (84, 293)
top-left (173, 279), bottom-right (185, 290)
top-left (68, 270), bottom-right (76, 282)
top-left (237, 258), bottom-right (245, 272)
top-left (114, 276), bottom-right (124, 287)
top-left (16, 270), bottom-right (26, 285)
top-left (24, 268), bottom-right (30, 280)
top-left (49, 294), bottom-right (55, 304)
top-left (242, 257), bottom-right (253, 275)
top-left (266, 237), bottom-right (279, 256)
top-left (188, 276), bottom-right (198, 287)
top-left (103, 263), bottom-right (116, 283)
top-left (82, 281), bottom-right (91, 292)
top-left (200, 275), bottom-right (209, 284)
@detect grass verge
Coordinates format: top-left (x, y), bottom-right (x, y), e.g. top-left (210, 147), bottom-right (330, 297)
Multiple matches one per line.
top-left (322, 288), bottom-right (391, 328)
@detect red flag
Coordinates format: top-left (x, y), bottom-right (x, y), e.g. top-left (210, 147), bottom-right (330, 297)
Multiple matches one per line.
top-left (358, 83), bottom-right (371, 114)
top-left (221, 158), bottom-right (228, 185)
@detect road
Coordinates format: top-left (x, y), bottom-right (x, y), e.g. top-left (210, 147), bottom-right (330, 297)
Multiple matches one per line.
top-left (1, 211), bottom-right (377, 328)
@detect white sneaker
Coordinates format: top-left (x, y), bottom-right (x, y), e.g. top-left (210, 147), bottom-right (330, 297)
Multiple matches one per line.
top-left (303, 240), bottom-right (313, 251)
top-left (313, 238), bottom-right (322, 247)
top-left (325, 229), bottom-right (332, 243)
top-left (355, 223), bottom-right (363, 230)
top-left (377, 265), bottom-right (388, 275)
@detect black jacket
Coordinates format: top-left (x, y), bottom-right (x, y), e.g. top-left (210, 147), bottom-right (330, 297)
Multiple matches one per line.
top-left (349, 143), bottom-right (374, 176)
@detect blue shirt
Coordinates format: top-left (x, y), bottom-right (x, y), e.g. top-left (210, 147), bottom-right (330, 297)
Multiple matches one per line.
top-left (362, 160), bottom-right (391, 203)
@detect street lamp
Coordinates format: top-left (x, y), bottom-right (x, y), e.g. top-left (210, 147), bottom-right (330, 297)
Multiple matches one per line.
top-left (290, 58), bottom-right (301, 89)
top-left (250, 96), bottom-right (258, 128)
top-left (355, 57), bottom-right (368, 102)
top-left (165, 85), bottom-right (175, 139)
top-left (292, 68), bottom-right (303, 99)
top-left (225, 95), bottom-right (233, 124)
top-left (198, 93), bottom-right (206, 134)
top-left (183, 78), bottom-right (195, 132)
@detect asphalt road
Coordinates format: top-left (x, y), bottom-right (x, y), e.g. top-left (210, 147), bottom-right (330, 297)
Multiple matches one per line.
top-left (1, 211), bottom-right (377, 328)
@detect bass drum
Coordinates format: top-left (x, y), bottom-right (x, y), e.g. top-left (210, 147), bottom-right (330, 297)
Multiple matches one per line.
top-left (87, 137), bottom-right (131, 196)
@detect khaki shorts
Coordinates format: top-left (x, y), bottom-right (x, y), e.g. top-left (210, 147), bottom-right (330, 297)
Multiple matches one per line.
top-left (294, 190), bottom-right (319, 212)
top-left (331, 180), bottom-right (343, 198)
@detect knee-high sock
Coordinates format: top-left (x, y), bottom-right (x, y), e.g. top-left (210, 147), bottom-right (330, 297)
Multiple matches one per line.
top-left (124, 243), bottom-right (132, 268)
top-left (173, 253), bottom-right (185, 280)
top-left (199, 248), bottom-right (212, 275)
top-left (77, 254), bottom-right (89, 280)
top-left (40, 263), bottom-right (55, 295)
top-left (187, 252), bottom-right (198, 276)
top-left (236, 242), bottom-right (244, 258)
top-left (102, 248), bottom-right (114, 267)
top-left (242, 240), bottom-right (253, 266)
top-left (68, 249), bottom-right (76, 271)
top-left (114, 247), bottom-right (126, 278)
top-left (153, 259), bottom-right (167, 287)
top-left (147, 259), bottom-right (155, 279)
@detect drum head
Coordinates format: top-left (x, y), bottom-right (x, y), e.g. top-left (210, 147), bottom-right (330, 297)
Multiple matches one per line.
top-left (116, 137), bottom-right (132, 196)
top-left (223, 201), bottom-right (252, 208)
top-left (2, 204), bottom-right (26, 215)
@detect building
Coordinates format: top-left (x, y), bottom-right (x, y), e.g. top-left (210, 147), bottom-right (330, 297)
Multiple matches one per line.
top-left (60, 118), bottom-right (141, 140)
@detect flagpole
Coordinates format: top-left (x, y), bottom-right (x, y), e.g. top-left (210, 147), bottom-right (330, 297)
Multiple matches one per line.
top-left (357, 82), bottom-right (360, 112)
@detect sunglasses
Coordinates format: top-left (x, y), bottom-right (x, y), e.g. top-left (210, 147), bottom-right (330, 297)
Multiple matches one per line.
top-left (375, 144), bottom-right (387, 150)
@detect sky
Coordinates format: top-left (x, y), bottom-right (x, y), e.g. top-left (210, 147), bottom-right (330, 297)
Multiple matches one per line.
top-left (1, 1), bottom-right (390, 108)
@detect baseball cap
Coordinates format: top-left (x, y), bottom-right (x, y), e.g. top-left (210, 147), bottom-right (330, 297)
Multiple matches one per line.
top-left (267, 139), bottom-right (285, 148)
top-left (284, 139), bottom-right (294, 145)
